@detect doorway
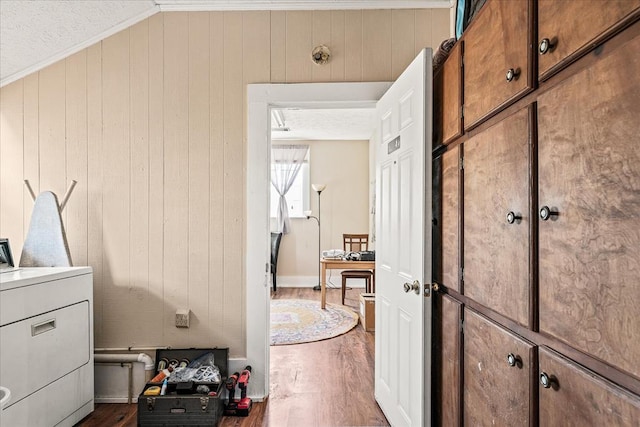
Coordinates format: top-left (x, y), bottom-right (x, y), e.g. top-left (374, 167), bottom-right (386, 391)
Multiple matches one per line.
top-left (246, 82), bottom-right (392, 398)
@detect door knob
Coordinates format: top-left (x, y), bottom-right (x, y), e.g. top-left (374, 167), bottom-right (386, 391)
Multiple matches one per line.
top-left (506, 353), bottom-right (520, 367)
top-left (403, 281), bottom-right (420, 295)
top-left (539, 206), bottom-right (558, 221)
top-left (506, 211), bottom-right (522, 224)
top-left (539, 38), bottom-right (556, 55)
top-left (506, 68), bottom-right (520, 82)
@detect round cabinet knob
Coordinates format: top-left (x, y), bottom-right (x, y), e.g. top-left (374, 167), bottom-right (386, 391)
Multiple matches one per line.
top-left (540, 372), bottom-right (552, 388)
top-left (506, 211), bottom-right (522, 224)
top-left (539, 38), bottom-right (555, 55)
top-left (539, 206), bottom-right (558, 221)
top-left (432, 282), bottom-right (440, 292)
top-left (507, 353), bottom-right (518, 367)
top-left (506, 68), bottom-right (520, 82)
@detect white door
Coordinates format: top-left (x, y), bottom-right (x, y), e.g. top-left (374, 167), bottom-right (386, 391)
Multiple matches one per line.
top-left (375, 48), bottom-right (432, 427)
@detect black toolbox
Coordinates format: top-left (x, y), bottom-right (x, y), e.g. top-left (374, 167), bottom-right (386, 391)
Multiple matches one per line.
top-left (137, 348), bottom-right (228, 427)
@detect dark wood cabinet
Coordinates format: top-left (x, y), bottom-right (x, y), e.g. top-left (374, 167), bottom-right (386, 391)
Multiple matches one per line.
top-left (538, 0), bottom-right (640, 80)
top-left (537, 27), bottom-right (640, 379)
top-left (463, 309), bottom-right (535, 426)
top-left (463, 0), bottom-right (533, 129)
top-left (433, 294), bottom-right (462, 426)
top-left (538, 347), bottom-right (640, 426)
top-left (431, 1), bottom-right (640, 424)
top-left (463, 107), bottom-right (532, 327)
top-left (440, 145), bottom-right (460, 292)
top-left (433, 42), bottom-right (463, 146)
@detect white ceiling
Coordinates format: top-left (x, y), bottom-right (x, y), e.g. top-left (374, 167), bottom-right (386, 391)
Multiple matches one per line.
top-left (0, 0), bottom-right (451, 87)
top-left (272, 108), bottom-right (375, 141)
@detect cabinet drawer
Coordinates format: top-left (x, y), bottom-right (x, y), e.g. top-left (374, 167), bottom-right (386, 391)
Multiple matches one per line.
top-left (0, 301), bottom-right (90, 406)
top-left (463, 309), bottom-right (535, 426)
top-left (463, 0), bottom-right (533, 129)
top-left (538, 0), bottom-right (640, 80)
top-left (539, 347), bottom-right (640, 426)
top-left (463, 106), bottom-right (532, 326)
top-left (537, 26), bottom-right (640, 379)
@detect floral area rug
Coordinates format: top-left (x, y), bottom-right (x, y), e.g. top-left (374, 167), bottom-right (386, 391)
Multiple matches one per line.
top-left (270, 299), bottom-right (359, 345)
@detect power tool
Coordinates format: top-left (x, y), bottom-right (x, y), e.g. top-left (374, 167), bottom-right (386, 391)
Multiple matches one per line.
top-left (224, 365), bottom-right (252, 416)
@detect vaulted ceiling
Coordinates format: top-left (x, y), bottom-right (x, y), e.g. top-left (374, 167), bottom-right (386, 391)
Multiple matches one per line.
top-left (0, 0), bottom-right (451, 87)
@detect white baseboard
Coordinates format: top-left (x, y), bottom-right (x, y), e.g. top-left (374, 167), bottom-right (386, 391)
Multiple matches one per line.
top-left (275, 275), bottom-right (367, 288)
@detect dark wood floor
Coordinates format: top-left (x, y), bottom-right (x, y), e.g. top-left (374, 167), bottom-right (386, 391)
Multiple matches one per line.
top-left (76, 286), bottom-right (389, 427)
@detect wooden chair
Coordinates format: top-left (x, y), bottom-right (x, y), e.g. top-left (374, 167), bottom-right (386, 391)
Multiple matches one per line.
top-left (271, 232), bottom-right (283, 291)
top-left (341, 234), bottom-right (374, 304)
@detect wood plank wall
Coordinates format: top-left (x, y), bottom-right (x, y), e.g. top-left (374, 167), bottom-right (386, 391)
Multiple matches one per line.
top-left (0, 9), bottom-right (451, 356)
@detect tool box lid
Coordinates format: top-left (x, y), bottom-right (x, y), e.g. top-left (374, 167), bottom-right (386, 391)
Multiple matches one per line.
top-left (153, 347), bottom-right (229, 381)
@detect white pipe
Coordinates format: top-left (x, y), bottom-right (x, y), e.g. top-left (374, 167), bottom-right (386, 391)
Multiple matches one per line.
top-left (95, 346), bottom-right (168, 352)
top-left (94, 353), bottom-right (155, 382)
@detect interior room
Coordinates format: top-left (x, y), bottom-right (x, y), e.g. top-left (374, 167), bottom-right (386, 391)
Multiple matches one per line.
top-left (1, 0), bottom-right (639, 426)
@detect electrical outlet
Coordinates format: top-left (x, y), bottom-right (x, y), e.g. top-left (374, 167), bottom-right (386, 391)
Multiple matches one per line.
top-left (175, 309), bottom-right (190, 328)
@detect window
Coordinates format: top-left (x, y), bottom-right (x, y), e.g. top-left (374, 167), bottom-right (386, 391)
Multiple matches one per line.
top-left (270, 162), bottom-right (309, 218)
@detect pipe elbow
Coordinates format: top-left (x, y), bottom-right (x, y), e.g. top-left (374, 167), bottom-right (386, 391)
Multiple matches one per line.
top-left (137, 353), bottom-right (155, 371)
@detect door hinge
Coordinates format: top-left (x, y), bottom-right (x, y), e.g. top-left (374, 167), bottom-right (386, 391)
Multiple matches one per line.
top-left (459, 157), bottom-right (464, 171)
top-left (460, 319), bottom-right (464, 333)
top-left (460, 267), bottom-right (464, 282)
top-left (460, 105), bottom-right (464, 119)
top-left (266, 262), bottom-right (269, 272)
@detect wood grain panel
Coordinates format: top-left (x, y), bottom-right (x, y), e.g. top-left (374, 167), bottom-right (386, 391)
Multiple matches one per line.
top-left (392, 10), bottom-right (416, 80)
top-left (463, 0), bottom-right (532, 129)
top-left (187, 11), bottom-right (211, 343)
top-left (434, 294), bottom-right (462, 426)
top-left (285, 11), bottom-right (312, 82)
top-left (129, 20), bottom-right (149, 305)
top-left (312, 11), bottom-right (332, 82)
top-left (270, 11), bottom-right (286, 83)
top-left (23, 74), bottom-right (39, 245)
top-left (330, 11), bottom-right (346, 81)
top-left (538, 0), bottom-right (640, 80)
top-left (101, 29), bottom-right (131, 346)
top-left (464, 107), bottom-right (530, 326)
top-left (344, 11), bottom-right (363, 81)
top-left (38, 61), bottom-right (66, 196)
top-left (65, 51), bottom-right (88, 266)
top-left (223, 11), bottom-right (245, 354)
top-left (433, 42), bottom-right (462, 146)
top-left (86, 43), bottom-right (104, 342)
top-left (441, 145), bottom-right (460, 292)
top-left (163, 12), bottom-right (190, 347)
top-left (0, 81), bottom-right (24, 253)
top-left (362, 10), bottom-right (392, 81)
top-left (209, 11), bottom-right (225, 344)
top-left (537, 29), bottom-right (640, 378)
top-left (539, 347), bottom-right (640, 426)
top-left (147, 13), bottom-right (165, 344)
top-left (464, 309), bottom-right (535, 427)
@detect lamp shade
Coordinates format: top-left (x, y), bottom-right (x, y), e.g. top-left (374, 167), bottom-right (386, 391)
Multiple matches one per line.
top-left (312, 184), bottom-right (326, 192)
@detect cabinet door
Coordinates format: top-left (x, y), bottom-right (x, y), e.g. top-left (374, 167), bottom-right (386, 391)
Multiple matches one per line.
top-left (433, 42), bottom-right (463, 145)
top-left (433, 294), bottom-right (462, 426)
top-left (464, 309), bottom-right (535, 427)
top-left (463, 0), bottom-right (532, 129)
top-left (441, 145), bottom-right (460, 293)
top-left (539, 347), bottom-right (640, 426)
top-left (463, 107), bottom-right (531, 326)
top-left (538, 0), bottom-right (640, 80)
top-left (537, 25), bottom-right (640, 379)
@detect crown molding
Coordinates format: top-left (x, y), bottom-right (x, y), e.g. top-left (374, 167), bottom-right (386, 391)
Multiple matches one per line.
top-left (155, 0), bottom-right (453, 12)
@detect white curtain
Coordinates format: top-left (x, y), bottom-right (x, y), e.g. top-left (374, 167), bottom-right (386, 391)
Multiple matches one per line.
top-left (271, 144), bottom-right (309, 234)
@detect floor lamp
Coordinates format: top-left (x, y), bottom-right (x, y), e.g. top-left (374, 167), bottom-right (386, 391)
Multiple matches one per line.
top-left (304, 184), bottom-right (326, 291)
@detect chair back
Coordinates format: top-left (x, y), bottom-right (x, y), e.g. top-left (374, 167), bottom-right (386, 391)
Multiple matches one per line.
top-left (271, 232), bottom-right (283, 267)
top-left (343, 234), bottom-right (369, 252)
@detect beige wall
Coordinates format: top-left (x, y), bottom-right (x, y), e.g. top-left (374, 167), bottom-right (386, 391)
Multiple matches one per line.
top-left (275, 139), bottom-right (370, 279)
top-left (0, 9), bottom-right (451, 357)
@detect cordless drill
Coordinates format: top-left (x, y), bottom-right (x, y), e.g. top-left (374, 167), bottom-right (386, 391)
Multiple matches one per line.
top-left (224, 366), bottom-right (252, 416)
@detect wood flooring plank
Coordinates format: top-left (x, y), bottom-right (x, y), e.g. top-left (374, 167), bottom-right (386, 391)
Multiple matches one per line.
top-left (78, 287), bottom-right (389, 427)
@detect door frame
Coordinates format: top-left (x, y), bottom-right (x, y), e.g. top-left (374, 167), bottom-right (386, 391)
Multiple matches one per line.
top-left (246, 82), bottom-right (392, 397)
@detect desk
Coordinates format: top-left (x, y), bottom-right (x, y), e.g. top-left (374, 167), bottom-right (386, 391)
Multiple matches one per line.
top-left (320, 258), bottom-right (375, 309)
